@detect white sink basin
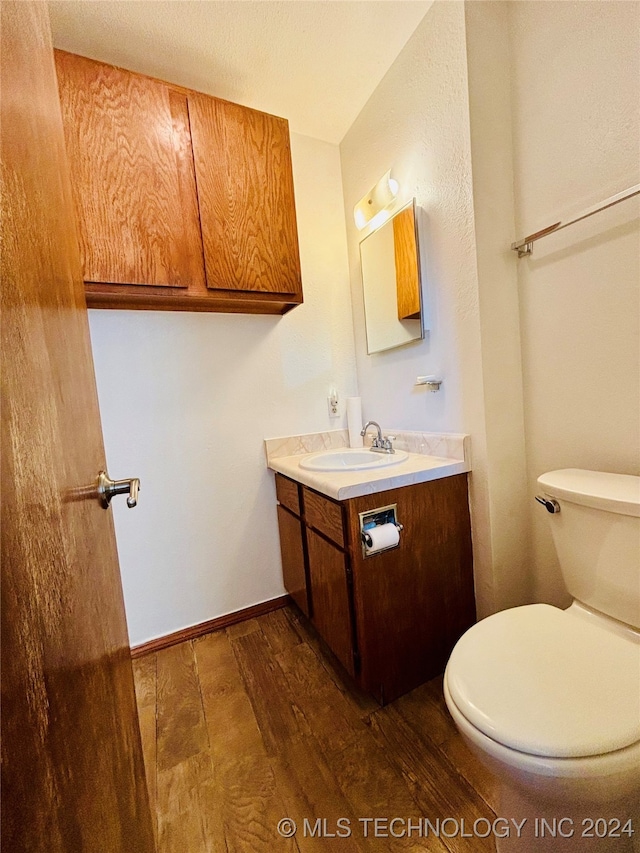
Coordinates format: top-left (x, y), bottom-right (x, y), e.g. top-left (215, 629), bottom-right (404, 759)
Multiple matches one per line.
top-left (299, 448), bottom-right (409, 472)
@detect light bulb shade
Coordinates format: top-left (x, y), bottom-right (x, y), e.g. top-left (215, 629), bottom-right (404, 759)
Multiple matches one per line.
top-left (353, 170), bottom-right (399, 230)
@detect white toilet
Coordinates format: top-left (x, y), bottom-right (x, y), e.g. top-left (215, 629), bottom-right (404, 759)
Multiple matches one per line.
top-left (444, 469), bottom-right (640, 852)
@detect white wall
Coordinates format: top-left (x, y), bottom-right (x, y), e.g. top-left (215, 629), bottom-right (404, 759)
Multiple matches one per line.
top-left (340, 0), bottom-right (502, 616)
top-left (509, 1), bottom-right (640, 604)
top-left (89, 133), bottom-right (357, 645)
top-left (464, 2), bottom-right (532, 609)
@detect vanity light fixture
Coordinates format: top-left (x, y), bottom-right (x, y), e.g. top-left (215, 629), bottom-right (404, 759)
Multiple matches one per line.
top-left (353, 170), bottom-right (399, 231)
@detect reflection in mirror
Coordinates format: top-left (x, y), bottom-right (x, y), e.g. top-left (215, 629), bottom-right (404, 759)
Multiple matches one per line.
top-left (359, 199), bottom-right (425, 354)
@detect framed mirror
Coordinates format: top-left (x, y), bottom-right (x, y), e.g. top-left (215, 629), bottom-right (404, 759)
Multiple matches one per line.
top-left (359, 199), bottom-right (426, 355)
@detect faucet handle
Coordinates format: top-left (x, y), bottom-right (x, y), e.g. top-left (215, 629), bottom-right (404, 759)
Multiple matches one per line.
top-left (381, 435), bottom-right (395, 452)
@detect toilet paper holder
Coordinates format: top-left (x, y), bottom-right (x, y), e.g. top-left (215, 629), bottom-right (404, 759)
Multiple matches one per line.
top-left (359, 503), bottom-right (403, 558)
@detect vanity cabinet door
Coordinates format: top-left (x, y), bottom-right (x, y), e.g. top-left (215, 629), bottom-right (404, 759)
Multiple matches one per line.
top-left (188, 93), bottom-right (303, 298)
top-left (54, 50), bottom-right (204, 290)
top-left (276, 505), bottom-right (309, 617)
top-left (306, 529), bottom-right (355, 677)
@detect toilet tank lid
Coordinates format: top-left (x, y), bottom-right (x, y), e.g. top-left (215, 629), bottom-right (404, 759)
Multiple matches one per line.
top-left (537, 469), bottom-right (640, 517)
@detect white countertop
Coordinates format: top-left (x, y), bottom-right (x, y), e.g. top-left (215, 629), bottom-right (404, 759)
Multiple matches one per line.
top-left (268, 450), bottom-right (469, 501)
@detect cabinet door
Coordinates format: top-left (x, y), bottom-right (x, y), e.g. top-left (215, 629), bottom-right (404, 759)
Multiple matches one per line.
top-left (188, 93), bottom-right (302, 297)
top-left (54, 51), bottom-right (204, 289)
top-left (276, 505), bottom-right (309, 617)
top-left (394, 204), bottom-right (421, 320)
top-left (306, 529), bottom-right (354, 676)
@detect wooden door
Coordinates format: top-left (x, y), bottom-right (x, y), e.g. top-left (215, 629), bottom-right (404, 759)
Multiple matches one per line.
top-left (1, 4), bottom-right (155, 851)
top-left (188, 93), bottom-right (303, 296)
top-left (55, 50), bottom-right (204, 289)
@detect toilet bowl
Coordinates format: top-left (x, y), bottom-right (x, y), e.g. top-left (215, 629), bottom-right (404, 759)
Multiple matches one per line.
top-left (443, 470), bottom-right (640, 852)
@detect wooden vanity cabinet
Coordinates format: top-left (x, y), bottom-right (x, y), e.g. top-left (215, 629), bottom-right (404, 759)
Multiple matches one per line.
top-left (54, 51), bottom-right (303, 315)
top-left (274, 472), bottom-right (476, 705)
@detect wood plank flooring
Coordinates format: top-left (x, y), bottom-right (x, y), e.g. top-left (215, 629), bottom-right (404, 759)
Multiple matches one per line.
top-left (132, 605), bottom-right (498, 852)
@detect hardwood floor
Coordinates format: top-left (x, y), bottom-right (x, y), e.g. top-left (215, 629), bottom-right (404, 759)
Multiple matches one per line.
top-left (132, 605), bottom-right (498, 852)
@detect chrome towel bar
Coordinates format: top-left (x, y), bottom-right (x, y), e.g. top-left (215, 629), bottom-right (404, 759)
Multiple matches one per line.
top-left (511, 183), bottom-right (640, 257)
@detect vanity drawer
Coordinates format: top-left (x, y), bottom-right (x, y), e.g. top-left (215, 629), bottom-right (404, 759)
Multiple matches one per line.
top-left (303, 488), bottom-right (345, 548)
top-left (275, 473), bottom-right (301, 516)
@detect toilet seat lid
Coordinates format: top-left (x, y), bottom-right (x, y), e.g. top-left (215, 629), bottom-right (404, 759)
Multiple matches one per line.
top-left (446, 604), bottom-right (640, 758)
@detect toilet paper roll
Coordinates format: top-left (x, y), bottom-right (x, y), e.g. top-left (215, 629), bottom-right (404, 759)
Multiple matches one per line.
top-left (364, 523), bottom-right (400, 554)
top-left (347, 396), bottom-right (364, 448)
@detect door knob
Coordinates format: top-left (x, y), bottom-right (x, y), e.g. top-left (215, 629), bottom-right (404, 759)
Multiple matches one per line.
top-left (97, 471), bottom-right (140, 509)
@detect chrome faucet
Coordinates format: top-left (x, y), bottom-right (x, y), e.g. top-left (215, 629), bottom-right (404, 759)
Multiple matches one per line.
top-left (360, 421), bottom-right (395, 454)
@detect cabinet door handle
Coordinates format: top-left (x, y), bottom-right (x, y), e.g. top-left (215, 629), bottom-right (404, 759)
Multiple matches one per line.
top-left (97, 471), bottom-right (140, 508)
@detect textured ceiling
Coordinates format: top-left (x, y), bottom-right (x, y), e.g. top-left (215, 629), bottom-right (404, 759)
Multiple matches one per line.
top-left (49, 1), bottom-right (432, 144)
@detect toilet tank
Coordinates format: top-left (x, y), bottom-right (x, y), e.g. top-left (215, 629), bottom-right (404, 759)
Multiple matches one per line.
top-left (537, 469), bottom-right (640, 630)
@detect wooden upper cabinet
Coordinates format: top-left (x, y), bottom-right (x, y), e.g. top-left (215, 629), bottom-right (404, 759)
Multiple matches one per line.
top-left (53, 51), bottom-right (303, 314)
top-left (188, 94), bottom-right (302, 297)
top-left (54, 51), bottom-right (204, 290)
